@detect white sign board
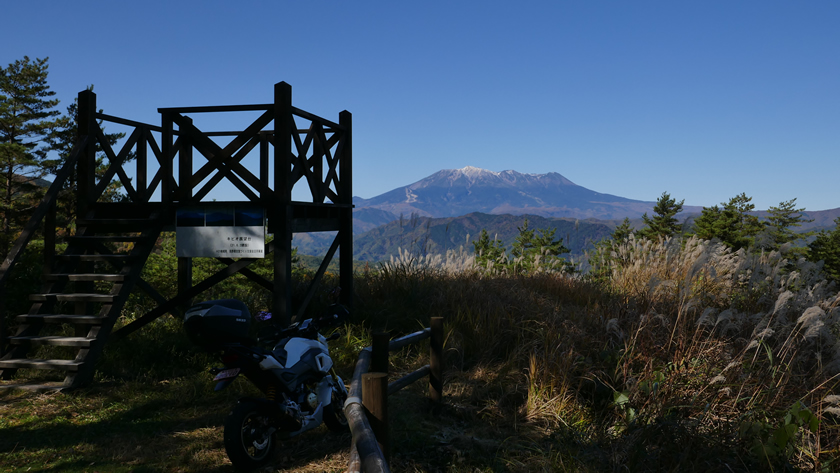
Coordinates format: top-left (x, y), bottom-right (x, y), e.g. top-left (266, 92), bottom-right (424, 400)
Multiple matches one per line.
top-left (176, 205), bottom-right (265, 258)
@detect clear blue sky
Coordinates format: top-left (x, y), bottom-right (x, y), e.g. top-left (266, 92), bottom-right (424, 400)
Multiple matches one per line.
top-left (4, 1), bottom-right (838, 211)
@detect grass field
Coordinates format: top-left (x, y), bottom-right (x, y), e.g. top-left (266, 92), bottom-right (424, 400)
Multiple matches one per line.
top-left (2, 236), bottom-right (839, 472)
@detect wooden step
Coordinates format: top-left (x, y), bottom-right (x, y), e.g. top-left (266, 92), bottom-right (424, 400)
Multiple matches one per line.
top-left (68, 235), bottom-right (144, 243)
top-left (29, 293), bottom-right (116, 303)
top-left (77, 218), bottom-right (158, 231)
top-left (57, 254), bottom-right (135, 262)
top-left (15, 314), bottom-right (106, 324)
top-left (0, 381), bottom-right (67, 392)
top-left (0, 359), bottom-right (81, 371)
top-left (45, 273), bottom-right (126, 282)
top-left (7, 336), bottom-right (93, 347)
top-left (77, 217), bottom-right (157, 224)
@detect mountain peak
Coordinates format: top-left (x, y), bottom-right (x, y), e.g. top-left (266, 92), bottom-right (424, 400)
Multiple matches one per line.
top-left (353, 165), bottom-right (654, 219)
top-left (458, 165), bottom-right (499, 178)
top-left (449, 166), bottom-right (577, 187)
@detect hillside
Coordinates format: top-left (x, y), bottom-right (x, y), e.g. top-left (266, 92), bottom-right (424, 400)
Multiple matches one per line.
top-left (293, 208), bottom-right (839, 262)
top-left (352, 212), bottom-right (612, 262)
top-left (293, 213), bottom-right (612, 263)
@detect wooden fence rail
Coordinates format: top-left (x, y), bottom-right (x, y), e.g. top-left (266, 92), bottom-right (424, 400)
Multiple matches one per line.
top-left (343, 317), bottom-right (444, 473)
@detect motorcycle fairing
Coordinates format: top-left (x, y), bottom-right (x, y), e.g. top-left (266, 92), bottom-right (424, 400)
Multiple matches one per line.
top-left (270, 347), bottom-right (332, 392)
top-left (271, 342), bottom-right (288, 366)
top-left (282, 338), bottom-right (331, 372)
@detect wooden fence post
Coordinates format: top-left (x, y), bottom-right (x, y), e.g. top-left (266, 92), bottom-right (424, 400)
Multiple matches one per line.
top-left (372, 332), bottom-right (390, 374)
top-left (430, 317), bottom-right (443, 405)
top-left (363, 372), bottom-right (389, 462)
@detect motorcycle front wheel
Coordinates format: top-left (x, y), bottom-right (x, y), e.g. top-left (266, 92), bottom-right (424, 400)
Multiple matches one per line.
top-left (224, 400), bottom-right (276, 471)
top-left (323, 381), bottom-right (349, 432)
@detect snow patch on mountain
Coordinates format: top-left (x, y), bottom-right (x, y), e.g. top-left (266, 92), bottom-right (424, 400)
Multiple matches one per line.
top-left (405, 187), bottom-right (418, 203)
top-left (459, 165), bottom-right (500, 180)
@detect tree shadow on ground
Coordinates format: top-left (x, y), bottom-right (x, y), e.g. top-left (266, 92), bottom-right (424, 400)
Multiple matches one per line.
top-left (381, 378), bottom-right (786, 473)
top-left (0, 369), bottom-right (796, 473)
top-left (0, 383), bottom-right (355, 473)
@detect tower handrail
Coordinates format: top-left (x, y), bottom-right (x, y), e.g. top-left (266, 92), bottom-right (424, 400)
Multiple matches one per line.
top-left (0, 136), bottom-right (87, 286)
top-left (0, 136), bottom-right (88, 356)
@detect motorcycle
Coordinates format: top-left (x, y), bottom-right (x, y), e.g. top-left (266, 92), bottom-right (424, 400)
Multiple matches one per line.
top-left (183, 298), bottom-right (349, 471)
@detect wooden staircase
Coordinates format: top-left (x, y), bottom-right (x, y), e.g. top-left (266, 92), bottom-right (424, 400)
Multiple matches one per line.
top-left (0, 207), bottom-right (163, 391)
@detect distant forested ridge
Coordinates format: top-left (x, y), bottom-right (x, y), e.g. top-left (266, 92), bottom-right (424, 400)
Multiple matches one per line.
top-left (295, 212), bottom-right (613, 262)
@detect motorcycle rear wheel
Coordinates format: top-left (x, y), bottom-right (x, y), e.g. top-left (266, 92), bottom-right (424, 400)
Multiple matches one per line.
top-left (224, 400), bottom-right (276, 471)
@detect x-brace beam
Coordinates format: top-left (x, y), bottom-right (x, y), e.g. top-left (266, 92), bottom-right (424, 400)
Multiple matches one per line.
top-left (111, 241), bottom-right (277, 342)
top-left (173, 112), bottom-right (274, 202)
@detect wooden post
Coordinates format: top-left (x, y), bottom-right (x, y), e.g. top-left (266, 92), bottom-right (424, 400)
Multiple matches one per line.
top-left (74, 92), bottom-right (94, 327)
top-left (338, 111), bottom-right (353, 311)
top-left (273, 82), bottom-right (293, 327)
top-left (177, 117), bottom-right (193, 314)
top-left (161, 112), bottom-right (173, 205)
top-left (313, 123), bottom-right (324, 203)
top-left (178, 117), bottom-right (193, 202)
top-left (372, 332), bottom-right (390, 374)
top-left (259, 134), bottom-right (269, 202)
top-left (363, 372), bottom-right (389, 462)
top-left (430, 317), bottom-right (444, 405)
top-left (178, 258), bottom-right (192, 315)
top-left (77, 90), bottom-right (96, 218)
top-left (137, 128), bottom-right (148, 201)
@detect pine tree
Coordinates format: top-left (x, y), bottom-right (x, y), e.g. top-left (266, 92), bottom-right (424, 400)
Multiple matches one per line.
top-left (611, 217), bottom-right (633, 243)
top-left (511, 218), bottom-right (536, 261)
top-left (693, 205), bottom-right (723, 240)
top-left (0, 56), bottom-right (61, 255)
top-left (472, 228), bottom-right (505, 269)
top-left (587, 217), bottom-right (635, 281)
top-left (510, 218), bottom-right (571, 273)
top-left (637, 192), bottom-right (684, 241)
top-left (473, 219), bottom-right (572, 273)
top-left (757, 198), bottom-right (813, 255)
top-left (808, 217), bottom-right (840, 283)
top-left (692, 193), bottom-right (762, 251)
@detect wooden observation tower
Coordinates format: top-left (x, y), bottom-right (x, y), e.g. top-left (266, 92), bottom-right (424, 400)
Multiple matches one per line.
top-left (0, 82), bottom-right (353, 391)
